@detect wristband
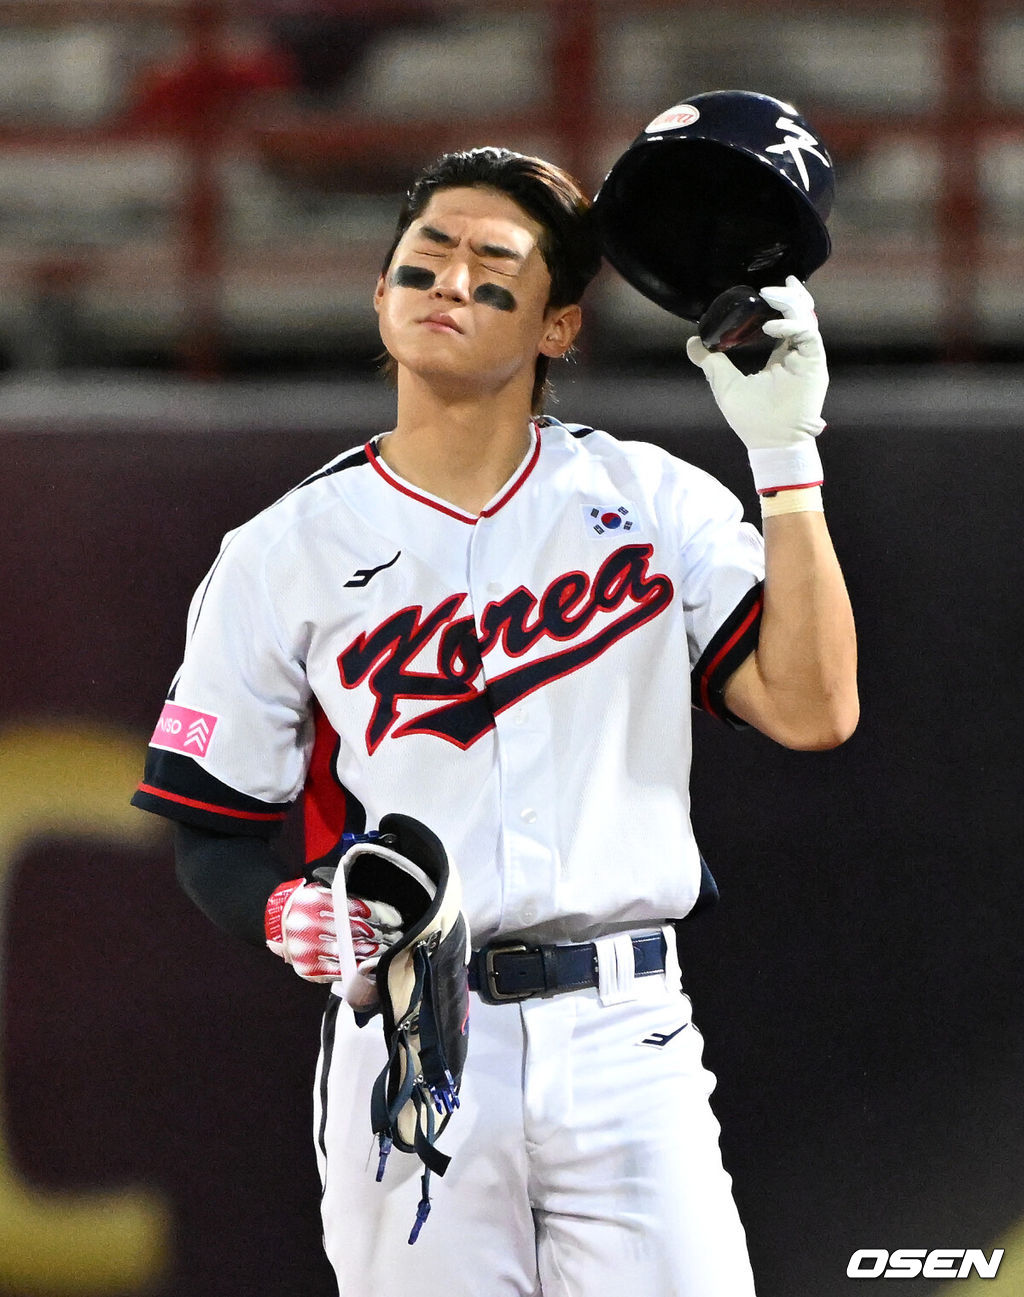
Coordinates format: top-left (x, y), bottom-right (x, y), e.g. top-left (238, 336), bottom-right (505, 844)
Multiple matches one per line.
top-left (761, 485), bottom-right (824, 518)
top-left (747, 441), bottom-right (824, 495)
top-left (264, 877), bottom-right (304, 952)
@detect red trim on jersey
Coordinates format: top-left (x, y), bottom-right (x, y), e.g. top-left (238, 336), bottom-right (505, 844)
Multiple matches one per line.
top-left (365, 423), bottom-right (542, 522)
top-left (698, 592), bottom-right (764, 716)
top-left (480, 428), bottom-right (542, 516)
top-left (303, 703), bottom-right (349, 863)
top-left (135, 782), bottom-right (288, 822)
top-left (366, 445), bottom-right (475, 523)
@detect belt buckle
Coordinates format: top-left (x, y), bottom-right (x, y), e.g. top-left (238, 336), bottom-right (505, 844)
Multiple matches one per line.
top-left (480, 942), bottom-right (530, 1004)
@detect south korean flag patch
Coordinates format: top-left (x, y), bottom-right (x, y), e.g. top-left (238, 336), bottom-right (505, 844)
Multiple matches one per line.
top-left (584, 504), bottom-right (635, 537)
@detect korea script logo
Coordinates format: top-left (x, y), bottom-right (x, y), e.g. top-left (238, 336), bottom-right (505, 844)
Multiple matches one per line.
top-left (338, 543), bottom-right (674, 752)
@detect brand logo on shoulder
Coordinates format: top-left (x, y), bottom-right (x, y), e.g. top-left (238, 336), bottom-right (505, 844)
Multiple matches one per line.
top-left (344, 550), bottom-right (402, 589)
top-left (150, 703), bottom-right (219, 758)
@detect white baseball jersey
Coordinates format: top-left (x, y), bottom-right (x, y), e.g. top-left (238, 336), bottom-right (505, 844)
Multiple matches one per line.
top-left (133, 416), bottom-right (765, 945)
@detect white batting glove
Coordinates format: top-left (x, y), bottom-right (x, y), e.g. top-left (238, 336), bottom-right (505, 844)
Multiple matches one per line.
top-left (264, 879), bottom-right (403, 985)
top-left (686, 276), bottom-right (828, 494)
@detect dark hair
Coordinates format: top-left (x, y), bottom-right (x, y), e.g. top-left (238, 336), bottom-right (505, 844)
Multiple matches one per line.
top-left (379, 147), bottom-right (602, 413)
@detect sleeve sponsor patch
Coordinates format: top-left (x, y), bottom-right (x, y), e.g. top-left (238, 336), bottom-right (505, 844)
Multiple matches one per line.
top-left (149, 702), bottom-right (219, 758)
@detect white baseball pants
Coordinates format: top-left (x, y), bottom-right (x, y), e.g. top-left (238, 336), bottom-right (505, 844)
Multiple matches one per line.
top-left (314, 929), bottom-right (757, 1297)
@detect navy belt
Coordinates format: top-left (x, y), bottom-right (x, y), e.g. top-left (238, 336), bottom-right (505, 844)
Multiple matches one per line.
top-left (468, 933), bottom-right (667, 1005)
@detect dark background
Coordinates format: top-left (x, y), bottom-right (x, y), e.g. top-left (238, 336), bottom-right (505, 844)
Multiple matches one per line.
top-left (1, 370), bottom-right (1021, 1296)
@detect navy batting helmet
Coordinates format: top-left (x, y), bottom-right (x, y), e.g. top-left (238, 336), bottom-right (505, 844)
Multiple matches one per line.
top-left (593, 90), bottom-right (835, 321)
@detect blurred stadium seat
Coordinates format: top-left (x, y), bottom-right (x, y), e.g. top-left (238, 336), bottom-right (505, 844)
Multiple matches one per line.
top-left (0, 0), bottom-right (1019, 376)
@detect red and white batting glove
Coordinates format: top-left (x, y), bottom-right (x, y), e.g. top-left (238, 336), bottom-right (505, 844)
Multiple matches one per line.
top-left (264, 879), bottom-right (403, 985)
top-left (686, 275), bottom-right (828, 495)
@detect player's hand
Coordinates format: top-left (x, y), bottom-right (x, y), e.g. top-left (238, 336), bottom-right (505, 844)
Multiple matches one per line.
top-left (346, 894), bottom-right (405, 977)
top-left (686, 276), bottom-right (828, 493)
top-left (264, 879), bottom-right (403, 985)
top-left (343, 893), bottom-right (407, 1010)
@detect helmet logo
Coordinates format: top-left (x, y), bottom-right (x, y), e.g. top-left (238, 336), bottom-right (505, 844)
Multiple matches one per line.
top-left (644, 103), bottom-right (700, 134)
top-left (765, 116), bottom-right (831, 191)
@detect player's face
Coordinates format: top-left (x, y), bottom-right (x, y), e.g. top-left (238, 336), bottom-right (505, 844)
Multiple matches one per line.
top-left (374, 186), bottom-right (581, 400)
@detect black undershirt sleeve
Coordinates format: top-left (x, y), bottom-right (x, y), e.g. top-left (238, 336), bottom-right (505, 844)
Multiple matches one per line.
top-left (174, 822), bottom-right (295, 947)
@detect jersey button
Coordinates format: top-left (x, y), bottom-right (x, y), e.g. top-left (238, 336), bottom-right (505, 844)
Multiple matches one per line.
top-left (520, 808), bottom-right (537, 824)
top-left (486, 581), bottom-right (502, 595)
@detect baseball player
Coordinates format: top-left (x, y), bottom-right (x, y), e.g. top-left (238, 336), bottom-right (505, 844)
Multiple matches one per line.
top-left (132, 145), bottom-right (857, 1296)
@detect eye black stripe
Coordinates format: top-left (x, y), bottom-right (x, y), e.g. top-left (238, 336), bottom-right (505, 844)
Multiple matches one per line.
top-left (391, 265), bottom-right (436, 290)
top-left (474, 283), bottom-right (517, 312)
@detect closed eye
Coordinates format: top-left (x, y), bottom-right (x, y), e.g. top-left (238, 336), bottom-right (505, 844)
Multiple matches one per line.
top-left (470, 237), bottom-right (525, 273)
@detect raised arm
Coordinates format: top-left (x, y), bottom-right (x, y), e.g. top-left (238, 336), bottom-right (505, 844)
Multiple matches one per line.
top-left (687, 277), bottom-right (858, 749)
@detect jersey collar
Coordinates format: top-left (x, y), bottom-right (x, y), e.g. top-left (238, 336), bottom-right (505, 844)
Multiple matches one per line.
top-left (366, 421), bottom-right (542, 524)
